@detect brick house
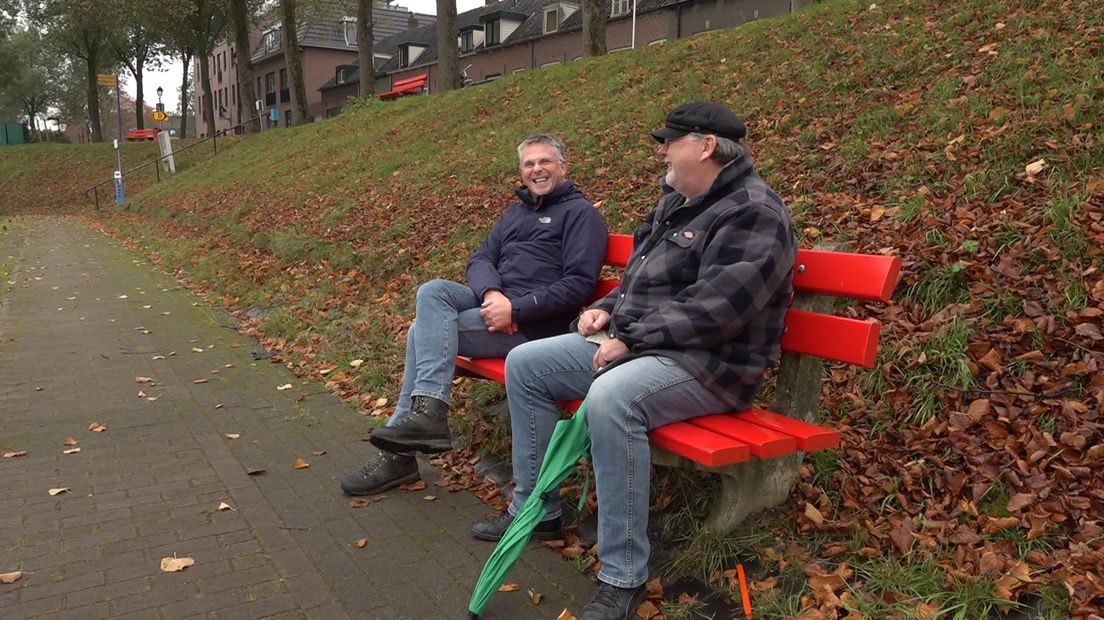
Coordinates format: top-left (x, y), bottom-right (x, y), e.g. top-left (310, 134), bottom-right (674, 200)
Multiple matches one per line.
top-left (194, 0), bottom-right (431, 137)
top-left (319, 0), bottom-right (804, 104)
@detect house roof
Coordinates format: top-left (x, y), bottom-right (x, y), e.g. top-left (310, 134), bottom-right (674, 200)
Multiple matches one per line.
top-left (319, 0), bottom-right (676, 90)
top-left (252, 1), bottom-right (433, 64)
top-left (372, 0), bottom-right (675, 75)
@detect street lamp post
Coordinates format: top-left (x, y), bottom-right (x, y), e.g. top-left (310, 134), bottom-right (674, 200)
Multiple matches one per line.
top-left (156, 87), bottom-right (164, 130)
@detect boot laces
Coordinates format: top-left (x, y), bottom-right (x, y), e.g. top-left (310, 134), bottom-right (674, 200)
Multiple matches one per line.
top-left (587, 582), bottom-right (625, 612)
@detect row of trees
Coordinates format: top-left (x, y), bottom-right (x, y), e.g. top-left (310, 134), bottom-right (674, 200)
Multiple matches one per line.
top-left (1, 0), bottom-right (611, 143)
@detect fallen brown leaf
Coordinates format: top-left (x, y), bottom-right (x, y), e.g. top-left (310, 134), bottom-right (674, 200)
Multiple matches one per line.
top-left (2, 451), bottom-right (27, 458)
top-left (556, 609), bottom-right (578, 620)
top-left (423, 495), bottom-right (437, 501)
top-left (62, 447), bottom-right (81, 455)
top-left (528, 588), bottom-right (544, 605)
top-left (63, 438), bottom-right (78, 446)
top-left (159, 556), bottom-right (195, 572)
top-left (48, 487), bottom-right (70, 496)
top-left (312, 450), bottom-right (327, 456)
top-left (498, 583), bottom-right (520, 592)
top-left (349, 498), bottom-right (369, 508)
top-left (0, 571), bottom-right (22, 584)
top-left (225, 433), bottom-right (240, 439)
top-left (217, 502), bottom-right (234, 511)
top-left (355, 538), bottom-right (368, 548)
top-left (245, 468), bottom-right (266, 476)
top-left (400, 480), bottom-right (427, 492)
top-left (292, 458), bottom-right (310, 469)
top-left (88, 422), bottom-right (106, 432)
top-left (192, 379), bottom-right (208, 384)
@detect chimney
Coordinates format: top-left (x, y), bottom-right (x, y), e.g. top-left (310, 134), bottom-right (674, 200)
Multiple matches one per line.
top-left (408, 13), bottom-right (417, 28)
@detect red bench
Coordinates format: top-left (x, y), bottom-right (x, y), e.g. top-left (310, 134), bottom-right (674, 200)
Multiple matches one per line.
top-left (124, 128), bottom-right (160, 141)
top-left (457, 233), bottom-right (900, 531)
top-left (378, 73), bottom-right (429, 100)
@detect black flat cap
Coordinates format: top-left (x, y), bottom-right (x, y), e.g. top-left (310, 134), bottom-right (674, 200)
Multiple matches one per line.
top-left (651, 101), bottom-right (747, 143)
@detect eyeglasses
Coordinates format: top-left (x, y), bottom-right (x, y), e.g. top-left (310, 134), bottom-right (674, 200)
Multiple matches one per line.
top-left (521, 158), bottom-right (562, 171)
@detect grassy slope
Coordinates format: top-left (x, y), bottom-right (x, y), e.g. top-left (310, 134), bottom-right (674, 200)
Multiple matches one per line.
top-left (3, 0), bottom-right (1102, 615)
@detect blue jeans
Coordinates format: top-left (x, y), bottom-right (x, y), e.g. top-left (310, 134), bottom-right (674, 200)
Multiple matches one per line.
top-left (503, 333), bottom-right (726, 588)
top-left (388, 279), bottom-right (528, 426)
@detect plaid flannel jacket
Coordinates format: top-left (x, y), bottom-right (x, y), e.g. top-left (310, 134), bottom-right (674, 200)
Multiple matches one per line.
top-left (593, 153), bottom-right (796, 411)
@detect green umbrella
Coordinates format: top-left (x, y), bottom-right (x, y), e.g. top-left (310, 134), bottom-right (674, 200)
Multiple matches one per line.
top-left (468, 398), bottom-right (592, 618)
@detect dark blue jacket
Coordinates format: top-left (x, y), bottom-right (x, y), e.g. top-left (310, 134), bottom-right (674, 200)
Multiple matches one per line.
top-left (467, 180), bottom-right (608, 339)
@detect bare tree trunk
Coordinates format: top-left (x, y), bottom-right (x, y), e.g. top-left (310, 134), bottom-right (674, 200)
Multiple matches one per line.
top-left (356, 0), bottom-right (374, 98)
top-left (229, 0), bottom-right (259, 132)
top-left (179, 50), bottom-right (192, 139)
top-left (582, 0), bottom-right (607, 56)
top-left (281, 0), bottom-right (310, 125)
top-left (434, 0), bottom-right (459, 92)
top-left (199, 53), bottom-right (215, 136)
top-left (84, 54), bottom-right (104, 142)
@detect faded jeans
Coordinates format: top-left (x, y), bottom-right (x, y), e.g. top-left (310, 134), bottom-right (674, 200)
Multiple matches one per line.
top-left (503, 332), bottom-right (727, 588)
top-left (388, 279), bottom-right (528, 426)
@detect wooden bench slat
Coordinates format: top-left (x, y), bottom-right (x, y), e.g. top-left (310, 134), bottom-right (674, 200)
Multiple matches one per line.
top-left (685, 414), bottom-right (798, 458)
top-left (793, 250), bottom-right (900, 302)
top-left (603, 234), bottom-right (900, 302)
top-left (738, 408), bottom-right (841, 451)
top-left (648, 423), bottom-right (751, 467)
top-left (781, 309), bottom-right (880, 368)
top-left (456, 357), bottom-right (505, 383)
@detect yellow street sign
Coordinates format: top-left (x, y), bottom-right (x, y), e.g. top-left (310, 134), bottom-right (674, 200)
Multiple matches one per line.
top-left (97, 74), bottom-right (117, 87)
top-left (152, 111), bottom-right (168, 122)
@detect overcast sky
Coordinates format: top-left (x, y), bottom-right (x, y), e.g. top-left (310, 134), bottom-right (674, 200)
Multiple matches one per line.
top-left (122, 0), bottom-right (486, 113)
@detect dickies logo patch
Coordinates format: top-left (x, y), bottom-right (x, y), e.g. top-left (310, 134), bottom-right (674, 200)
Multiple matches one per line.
top-left (538, 216), bottom-right (552, 224)
top-left (682, 230), bottom-right (695, 240)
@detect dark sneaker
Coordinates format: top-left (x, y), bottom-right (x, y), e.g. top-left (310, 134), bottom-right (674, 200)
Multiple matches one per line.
top-left (579, 581), bottom-right (647, 620)
top-left (340, 451), bottom-right (419, 496)
top-left (471, 511), bottom-right (561, 542)
top-left (369, 396), bottom-right (453, 454)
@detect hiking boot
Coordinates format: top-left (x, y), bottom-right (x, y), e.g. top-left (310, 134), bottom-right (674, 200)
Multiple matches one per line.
top-left (471, 511), bottom-right (561, 542)
top-left (340, 451), bottom-right (419, 496)
top-left (579, 580), bottom-right (647, 620)
top-left (369, 396), bottom-right (453, 454)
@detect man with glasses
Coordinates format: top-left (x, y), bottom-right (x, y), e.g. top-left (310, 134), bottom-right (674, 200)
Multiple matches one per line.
top-left (341, 134), bottom-right (608, 496)
top-left (482, 102), bottom-right (797, 619)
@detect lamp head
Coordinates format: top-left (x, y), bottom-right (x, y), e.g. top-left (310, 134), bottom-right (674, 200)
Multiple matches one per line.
top-left (156, 86), bottom-right (164, 98)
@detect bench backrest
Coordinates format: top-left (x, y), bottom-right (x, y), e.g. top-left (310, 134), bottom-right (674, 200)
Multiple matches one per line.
top-left (392, 73), bottom-right (428, 89)
top-left (592, 233), bottom-right (900, 369)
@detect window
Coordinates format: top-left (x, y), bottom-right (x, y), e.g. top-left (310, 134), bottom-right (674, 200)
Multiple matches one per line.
top-left (485, 20), bottom-right (500, 46)
top-left (342, 18), bottom-right (356, 46)
top-left (232, 84), bottom-right (236, 105)
top-left (284, 110), bottom-right (291, 127)
top-left (399, 46), bottom-right (410, 68)
top-left (264, 72), bottom-right (276, 106)
top-left (263, 28), bottom-right (281, 53)
top-left (543, 7), bottom-right (560, 33)
top-left (279, 68), bottom-right (289, 104)
top-left (611, 0), bottom-right (630, 17)
top-left (460, 29), bottom-right (476, 53)
top-left (231, 47), bottom-right (236, 65)
top-left (398, 44), bottom-right (425, 68)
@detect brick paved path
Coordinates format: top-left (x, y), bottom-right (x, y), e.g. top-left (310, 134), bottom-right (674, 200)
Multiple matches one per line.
top-left (0, 217), bottom-right (594, 619)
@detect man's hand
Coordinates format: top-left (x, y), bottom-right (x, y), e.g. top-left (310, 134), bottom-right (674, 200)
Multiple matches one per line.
top-left (593, 338), bottom-right (629, 371)
top-left (480, 290), bottom-right (514, 333)
top-left (577, 309), bottom-right (610, 336)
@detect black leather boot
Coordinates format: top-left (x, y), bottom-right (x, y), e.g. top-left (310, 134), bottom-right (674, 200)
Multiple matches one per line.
top-left (369, 396), bottom-right (452, 454)
top-left (339, 451), bottom-right (420, 496)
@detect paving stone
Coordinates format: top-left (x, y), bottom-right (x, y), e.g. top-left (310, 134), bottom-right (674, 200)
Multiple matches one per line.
top-left (0, 218), bottom-right (592, 618)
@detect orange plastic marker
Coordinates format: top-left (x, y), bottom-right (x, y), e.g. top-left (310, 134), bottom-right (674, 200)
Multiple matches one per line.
top-left (737, 563), bottom-right (752, 620)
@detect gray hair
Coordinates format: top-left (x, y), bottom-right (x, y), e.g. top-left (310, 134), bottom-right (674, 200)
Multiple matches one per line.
top-left (517, 133), bottom-right (566, 162)
top-left (688, 132), bottom-right (746, 165)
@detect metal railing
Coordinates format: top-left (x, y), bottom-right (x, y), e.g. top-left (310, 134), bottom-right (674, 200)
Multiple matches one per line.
top-left (84, 114), bottom-right (264, 210)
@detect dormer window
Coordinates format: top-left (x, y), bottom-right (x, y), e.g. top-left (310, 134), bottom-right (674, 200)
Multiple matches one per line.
top-left (611, 0), bottom-right (631, 18)
top-left (399, 43), bottom-right (427, 68)
top-left (262, 27), bottom-right (282, 53)
top-left (342, 17), bottom-right (356, 46)
top-left (485, 19), bottom-right (501, 46)
top-left (459, 25), bottom-right (484, 54)
top-left (543, 4), bottom-right (579, 35)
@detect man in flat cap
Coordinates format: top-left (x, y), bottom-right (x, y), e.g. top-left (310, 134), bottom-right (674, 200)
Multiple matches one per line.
top-left (475, 102), bottom-right (796, 619)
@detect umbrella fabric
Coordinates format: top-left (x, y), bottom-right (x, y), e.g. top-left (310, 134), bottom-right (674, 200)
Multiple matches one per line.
top-left (468, 399), bottom-right (592, 618)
